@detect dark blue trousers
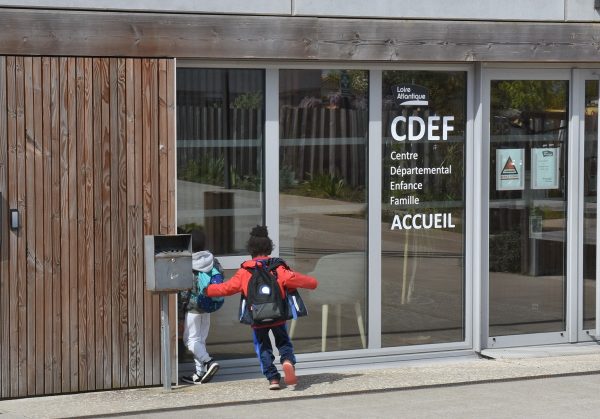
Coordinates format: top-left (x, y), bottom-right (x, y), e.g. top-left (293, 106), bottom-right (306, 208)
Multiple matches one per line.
top-left (252, 323), bottom-right (296, 381)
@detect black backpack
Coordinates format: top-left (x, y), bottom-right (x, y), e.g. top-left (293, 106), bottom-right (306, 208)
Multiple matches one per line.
top-left (242, 258), bottom-right (289, 325)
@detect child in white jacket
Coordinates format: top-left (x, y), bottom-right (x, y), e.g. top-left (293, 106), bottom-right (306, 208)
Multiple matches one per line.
top-left (181, 229), bottom-right (221, 384)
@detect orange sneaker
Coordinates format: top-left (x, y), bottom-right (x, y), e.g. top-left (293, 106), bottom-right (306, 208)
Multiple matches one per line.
top-left (282, 360), bottom-right (297, 386)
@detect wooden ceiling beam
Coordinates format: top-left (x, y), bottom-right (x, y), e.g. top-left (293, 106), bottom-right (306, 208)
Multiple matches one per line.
top-left (1, 8), bottom-right (600, 62)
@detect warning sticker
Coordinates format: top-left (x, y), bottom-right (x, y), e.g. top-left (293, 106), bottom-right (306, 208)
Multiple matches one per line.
top-left (500, 156), bottom-right (519, 179)
top-left (496, 149), bottom-right (524, 190)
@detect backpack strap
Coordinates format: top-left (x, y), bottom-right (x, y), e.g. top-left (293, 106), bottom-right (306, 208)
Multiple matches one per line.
top-left (267, 257), bottom-right (289, 272)
top-left (242, 258), bottom-right (271, 272)
top-left (213, 258), bottom-right (224, 274)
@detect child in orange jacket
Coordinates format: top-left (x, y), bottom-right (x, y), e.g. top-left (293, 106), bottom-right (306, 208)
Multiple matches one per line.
top-left (202, 225), bottom-right (318, 390)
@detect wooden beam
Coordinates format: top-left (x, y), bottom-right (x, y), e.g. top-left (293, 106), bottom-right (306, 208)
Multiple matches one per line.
top-left (2, 8), bottom-right (600, 62)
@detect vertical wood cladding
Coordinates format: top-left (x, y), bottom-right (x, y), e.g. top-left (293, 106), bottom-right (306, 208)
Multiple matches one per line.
top-left (0, 57), bottom-right (176, 398)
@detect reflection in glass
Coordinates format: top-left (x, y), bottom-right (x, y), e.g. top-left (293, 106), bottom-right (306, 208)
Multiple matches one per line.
top-left (176, 69), bottom-right (265, 361)
top-left (583, 80), bottom-right (598, 331)
top-left (381, 71), bottom-right (466, 347)
top-left (489, 80), bottom-right (569, 336)
top-left (176, 69), bottom-right (264, 254)
top-left (279, 69), bottom-right (369, 352)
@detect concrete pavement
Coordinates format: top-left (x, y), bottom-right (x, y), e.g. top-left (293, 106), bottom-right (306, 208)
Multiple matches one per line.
top-left (116, 374), bottom-right (600, 419)
top-left (1, 344), bottom-right (599, 418)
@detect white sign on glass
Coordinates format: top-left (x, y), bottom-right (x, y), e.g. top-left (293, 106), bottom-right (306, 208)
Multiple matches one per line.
top-left (531, 147), bottom-right (560, 189)
top-left (496, 148), bottom-right (524, 191)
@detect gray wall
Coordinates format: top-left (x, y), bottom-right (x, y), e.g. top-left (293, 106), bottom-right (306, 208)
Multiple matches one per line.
top-left (0, 0), bottom-right (599, 21)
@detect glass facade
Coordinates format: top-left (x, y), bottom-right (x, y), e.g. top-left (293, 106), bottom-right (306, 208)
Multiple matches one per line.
top-left (583, 80), bottom-right (598, 332)
top-left (175, 66), bottom-right (598, 364)
top-left (176, 69), bottom-right (266, 359)
top-left (381, 71), bottom-right (467, 346)
top-left (176, 68), bottom-right (265, 254)
top-left (279, 69), bottom-right (369, 352)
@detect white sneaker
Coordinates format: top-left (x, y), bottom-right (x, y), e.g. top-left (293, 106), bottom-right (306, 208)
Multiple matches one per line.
top-left (200, 359), bottom-right (220, 384)
top-left (181, 372), bottom-right (202, 385)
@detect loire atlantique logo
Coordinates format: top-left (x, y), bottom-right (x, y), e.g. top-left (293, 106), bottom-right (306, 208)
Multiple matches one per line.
top-left (392, 84), bottom-right (429, 107)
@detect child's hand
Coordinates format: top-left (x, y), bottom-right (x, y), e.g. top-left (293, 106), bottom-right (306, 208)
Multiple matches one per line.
top-left (198, 274), bottom-right (211, 295)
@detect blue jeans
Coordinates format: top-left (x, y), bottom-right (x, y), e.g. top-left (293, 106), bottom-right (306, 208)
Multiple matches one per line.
top-left (252, 323), bottom-right (296, 381)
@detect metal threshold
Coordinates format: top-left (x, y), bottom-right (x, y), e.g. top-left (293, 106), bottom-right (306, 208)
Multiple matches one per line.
top-left (481, 342), bottom-right (600, 359)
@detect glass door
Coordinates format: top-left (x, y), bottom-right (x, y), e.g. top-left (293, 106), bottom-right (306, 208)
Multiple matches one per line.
top-left (575, 70), bottom-right (598, 341)
top-left (484, 69), bottom-right (571, 347)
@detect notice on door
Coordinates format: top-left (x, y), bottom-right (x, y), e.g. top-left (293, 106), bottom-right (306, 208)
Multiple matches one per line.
top-left (496, 148), bottom-right (524, 191)
top-left (531, 148), bottom-right (559, 190)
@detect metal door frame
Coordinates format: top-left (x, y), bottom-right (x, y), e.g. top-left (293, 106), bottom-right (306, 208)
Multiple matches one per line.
top-left (573, 69), bottom-right (600, 342)
top-left (481, 68), bottom-right (573, 348)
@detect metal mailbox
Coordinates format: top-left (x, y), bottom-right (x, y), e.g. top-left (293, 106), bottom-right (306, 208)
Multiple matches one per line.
top-left (144, 234), bottom-right (194, 292)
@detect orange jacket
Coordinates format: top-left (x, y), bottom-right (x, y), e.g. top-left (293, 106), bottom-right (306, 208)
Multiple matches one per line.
top-left (205, 257), bottom-right (318, 300)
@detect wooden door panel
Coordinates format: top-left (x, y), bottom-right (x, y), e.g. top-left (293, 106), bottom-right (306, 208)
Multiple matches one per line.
top-left (0, 57), bottom-right (175, 398)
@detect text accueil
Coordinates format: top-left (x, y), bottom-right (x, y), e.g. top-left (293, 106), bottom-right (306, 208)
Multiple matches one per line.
top-left (390, 213), bottom-right (456, 230)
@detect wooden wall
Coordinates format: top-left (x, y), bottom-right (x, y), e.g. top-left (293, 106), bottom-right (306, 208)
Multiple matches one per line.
top-left (0, 56), bottom-right (176, 398)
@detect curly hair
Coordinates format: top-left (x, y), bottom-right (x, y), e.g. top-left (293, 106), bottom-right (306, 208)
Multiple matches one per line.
top-left (246, 225), bottom-right (274, 258)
